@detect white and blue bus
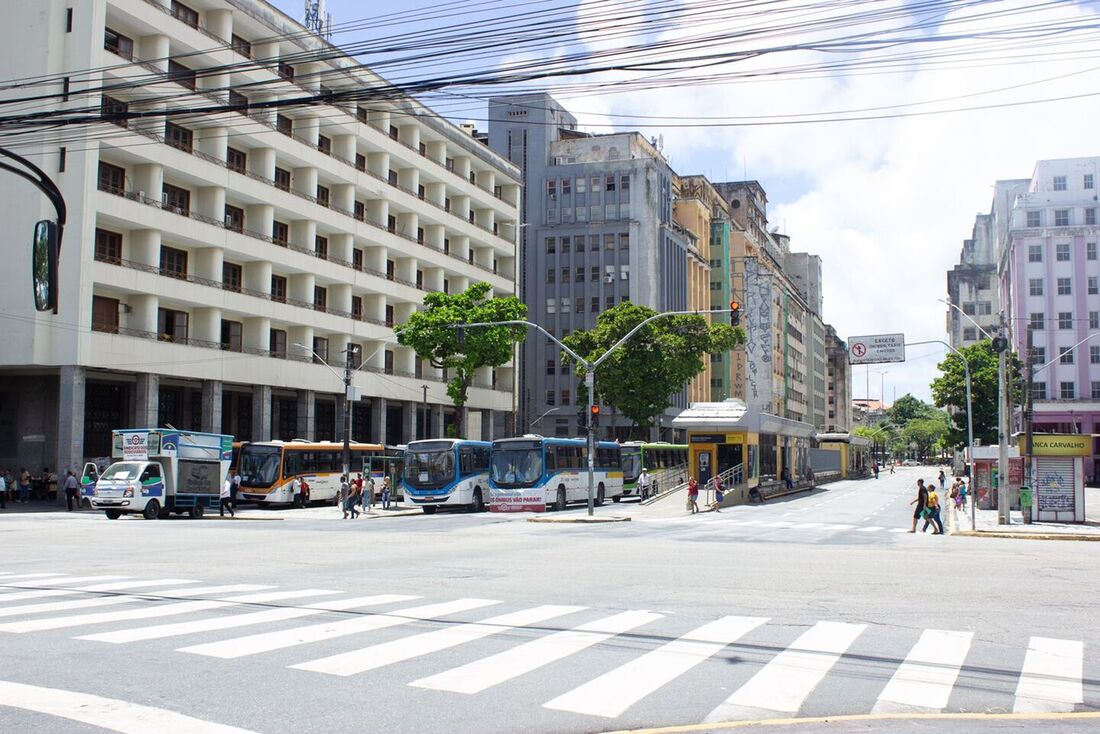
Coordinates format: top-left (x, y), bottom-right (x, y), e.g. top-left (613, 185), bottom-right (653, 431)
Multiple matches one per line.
top-left (488, 436), bottom-right (623, 512)
top-left (402, 439), bottom-right (491, 514)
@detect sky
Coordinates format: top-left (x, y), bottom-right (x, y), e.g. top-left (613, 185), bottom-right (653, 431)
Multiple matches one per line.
top-left (272, 0), bottom-right (1100, 405)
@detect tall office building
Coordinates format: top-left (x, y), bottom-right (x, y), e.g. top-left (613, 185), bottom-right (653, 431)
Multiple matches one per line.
top-left (0, 0), bottom-right (521, 474)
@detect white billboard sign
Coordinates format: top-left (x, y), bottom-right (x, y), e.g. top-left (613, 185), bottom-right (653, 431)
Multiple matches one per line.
top-left (848, 333), bottom-right (906, 365)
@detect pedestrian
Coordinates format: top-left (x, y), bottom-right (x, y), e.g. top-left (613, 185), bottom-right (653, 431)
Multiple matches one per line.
top-left (231, 470), bottom-right (242, 509)
top-left (873, 463), bottom-right (879, 480)
top-left (956, 477), bottom-right (968, 511)
top-left (710, 474), bottom-right (724, 512)
top-left (355, 473), bottom-right (365, 510)
top-left (219, 473), bottom-right (234, 517)
top-left (908, 478), bottom-right (928, 533)
top-left (299, 477), bottom-right (311, 505)
top-left (63, 470), bottom-right (80, 511)
top-left (889, 462), bottom-right (895, 475)
top-left (381, 476), bottom-right (392, 509)
top-left (938, 470), bottom-right (946, 491)
top-left (949, 479), bottom-right (961, 510)
top-left (339, 475), bottom-right (351, 519)
top-left (687, 477), bottom-right (700, 514)
top-left (923, 483), bottom-right (944, 534)
top-left (347, 479), bottom-right (361, 519)
top-left (18, 467), bottom-right (30, 503)
top-left (638, 468), bottom-right (651, 501)
top-left (781, 466), bottom-right (794, 489)
top-left (365, 475), bottom-right (375, 510)
top-left (0, 469), bottom-right (7, 509)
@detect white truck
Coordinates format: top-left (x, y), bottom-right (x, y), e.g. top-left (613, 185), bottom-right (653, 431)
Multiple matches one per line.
top-left (90, 428), bottom-right (233, 520)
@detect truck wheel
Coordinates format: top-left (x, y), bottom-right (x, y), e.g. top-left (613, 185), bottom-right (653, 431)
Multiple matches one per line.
top-left (596, 483), bottom-right (605, 507)
top-left (612, 496), bottom-right (621, 503)
top-left (105, 510), bottom-right (122, 520)
top-left (189, 504), bottom-right (204, 519)
top-left (555, 487), bottom-right (567, 512)
top-left (422, 505), bottom-right (438, 515)
top-left (142, 500), bottom-right (161, 520)
top-left (469, 488), bottom-right (485, 513)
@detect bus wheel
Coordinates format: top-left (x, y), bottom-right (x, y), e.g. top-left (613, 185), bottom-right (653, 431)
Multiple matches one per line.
top-left (105, 510), bottom-right (122, 520)
top-left (555, 487), bottom-right (567, 512)
top-left (470, 488), bottom-right (485, 513)
top-left (142, 500), bottom-right (161, 520)
top-left (596, 484), bottom-right (605, 507)
top-left (422, 505), bottom-right (438, 515)
top-left (189, 504), bottom-right (204, 519)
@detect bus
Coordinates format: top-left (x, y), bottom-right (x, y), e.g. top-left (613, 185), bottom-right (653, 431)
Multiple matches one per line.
top-left (236, 441), bottom-right (403, 506)
top-left (488, 436), bottom-right (623, 512)
top-left (620, 442), bottom-right (689, 500)
top-left (402, 439), bottom-right (491, 514)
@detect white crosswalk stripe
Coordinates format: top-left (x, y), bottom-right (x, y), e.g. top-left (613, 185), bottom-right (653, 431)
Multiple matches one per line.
top-left (545, 615), bottom-right (768, 719)
top-left (410, 610), bottom-right (662, 695)
top-left (704, 621), bottom-right (865, 722)
top-left (1013, 636), bottom-right (1084, 713)
top-left (78, 594), bottom-right (419, 644)
top-left (872, 629), bottom-right (973, 712)
top-left (0, 579), bottom-right (198, 603)
top-left (0, 573), bottom-right (66, 581)
top-left (293, 604), bottom-right (584, 677)
top-left (179, 598), bottom-right (499, 659)
top-left (0, 575), bottom-right (130, 589)
top-left (0, 583), bottom-right (271, 622)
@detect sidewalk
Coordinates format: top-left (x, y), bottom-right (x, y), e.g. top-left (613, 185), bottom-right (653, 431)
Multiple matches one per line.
top-left (949, 486), bottom-right (1100, 540)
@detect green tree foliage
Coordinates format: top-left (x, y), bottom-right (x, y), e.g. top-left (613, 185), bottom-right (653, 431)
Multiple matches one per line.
top-left (394, 282), bottom-right (526, 438)
top-left (561, 302), bottom-right (745, 433)
top-left (929, 340), bottom-right (1023, 447)
top-left (887, 394), bottom-right (938, 425)
top-left (902, 415), bottom-right (950, 460)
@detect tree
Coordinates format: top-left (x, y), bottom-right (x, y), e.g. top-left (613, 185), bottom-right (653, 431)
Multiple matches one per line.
top-left (929, 340), bottom-right (1023, 447)
top-left (887, 394), bottom-right (937, 425)
top-left (561, 302), bottom-right (745, 434)
top-left (394, 282), bottom-right (527, 438)
top-left (902, 415), bottom-right (949, 460)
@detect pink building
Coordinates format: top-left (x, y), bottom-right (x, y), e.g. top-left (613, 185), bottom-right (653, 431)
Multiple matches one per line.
top-left (999, 158), bottom-right (1100, 484)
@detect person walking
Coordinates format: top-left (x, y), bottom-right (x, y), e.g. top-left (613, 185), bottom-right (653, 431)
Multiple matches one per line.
top-left (339, 475), bottom-right (351, 519)
top-left (381, 476), bottom-right (392, 509)
top-left (908, 478), bottom-right (928, 533)
top-left (63, 470), bottom-right (80, 511)
top-left (18, 467), bottom-right (30, 503)
top-left (364, 475), bottom-right (376, 510)
top-left (957, 477), bottom-right (968, 511)
top-left (347, 479), bottom-right (361, 519)
top-left (231, 470), bottom-right (242, 510)
top-left (873, 463), bottom-right (880, 480)
top-left (923, 484), bottom-right (944, 534)
top-left (938, 470), bottom-right (946, 491)
top-left (687, 477), bottom-right (700, 514)
top-left (219, 473), bottom-right (234, 517)
top-left (710, 474), bottom-right (724, 512)
top-left (638, 468), bottom-right (651, 501)
top-left (0, 469), bottom-right (7, 509)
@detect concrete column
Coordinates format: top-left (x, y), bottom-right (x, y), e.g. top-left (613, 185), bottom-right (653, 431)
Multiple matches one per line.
top-left (205, 8), bottom-right (232, 41)
top-left (243, 261), bottom-right (272, 295)
top-left (243, 317), bottom-right (271, 353)
top-left (129, 229), bottom-right (161, 269)
top-left (296, 389), bottom-right (315, 440)
top-left (134, 373), bottom-right (159, 427)
top-left (432, 404), bottom-right (445, 438)
top-left (197, 126), bottom-right (228, 163)
top-left (251, 148), bottom-right (276, 180)
top-left (129, 294), bottom-right (158, 336)
top-left (251, 384), bottom-right (272, 441)
top-left (402, 402), bottom-right (416, 444)
top-left (330, 233), bottom-right (354, 266)
top-left (201, 380), bottom-right (222, 434)
top-left (137, 34), bottom-right (168, 73)
top-left (197, 186), bottom-right (226, 225)
top-left (131, 165), bottom-right (162, 205)
top-left (371, 397), bottom-right (387, 444)
top-left (192, 307), bottom-right (220, 345)
top-left (293, 167), bottom-right (318, 200)
top-left (194, 247), bottom-right (223, 282)
top-left (290, 220), bottom-right (316, 252)
top-left (333, 134), bottom-right (356, 162)
top-left (56, 366), bottom-right (86, 481)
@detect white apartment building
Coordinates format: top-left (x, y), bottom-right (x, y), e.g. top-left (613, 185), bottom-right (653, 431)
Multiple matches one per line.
top-left (0, 0), bottom-right (521, 474)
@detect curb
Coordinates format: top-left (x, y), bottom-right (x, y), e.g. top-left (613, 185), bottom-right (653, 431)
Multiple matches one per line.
top-left (953, 530), bottom-right (1100, 541)
top-left (527, 515), bottom-right (632, 524)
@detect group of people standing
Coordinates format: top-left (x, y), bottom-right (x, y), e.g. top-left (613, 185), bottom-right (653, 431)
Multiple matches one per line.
top-left (909, 470), bottom-right (968, 534)
top-left (0, 468), bottom-right (50, 507)
top-left (339, 473), bottom-right (392, 519)
top-left (685, 474), bottom-right (725, 514)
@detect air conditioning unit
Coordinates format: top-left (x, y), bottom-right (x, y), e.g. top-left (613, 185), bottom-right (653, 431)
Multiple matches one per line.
top-left (604, 275), bottom-right (614, 284)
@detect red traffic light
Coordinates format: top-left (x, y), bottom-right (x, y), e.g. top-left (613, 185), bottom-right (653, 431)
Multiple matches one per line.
top-left (729, 301), bottom-right (740, 312)
top-left (590, 405), bottom-right (600, 415)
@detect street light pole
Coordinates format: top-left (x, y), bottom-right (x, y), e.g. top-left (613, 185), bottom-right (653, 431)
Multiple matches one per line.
top-left (343, 348), bottom-right (353, 481)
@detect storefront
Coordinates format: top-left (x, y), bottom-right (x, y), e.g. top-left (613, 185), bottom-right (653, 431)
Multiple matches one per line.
top-left (1024, 433), bottom-right (1090, 523)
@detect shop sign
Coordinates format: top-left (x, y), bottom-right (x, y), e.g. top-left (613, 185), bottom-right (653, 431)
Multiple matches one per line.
top-left (1029, 434), bottom-right (1091, 457)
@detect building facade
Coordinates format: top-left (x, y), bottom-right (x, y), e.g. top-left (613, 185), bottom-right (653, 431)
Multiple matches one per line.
top-left (824, 325), bottom-right (853, 432)
top-left (0, 0), bottom-right (521, 475)
top-left (996, 158), bottom-right (1100, 482)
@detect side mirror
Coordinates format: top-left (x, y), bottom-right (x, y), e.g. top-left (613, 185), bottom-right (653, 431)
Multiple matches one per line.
top-left (32, 220), bottom-right (60, 313)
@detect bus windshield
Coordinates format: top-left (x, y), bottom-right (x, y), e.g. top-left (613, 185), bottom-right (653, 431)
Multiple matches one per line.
top-left (239, 445), bottom-right (282, 487)
top-left (490, 447), bottom-right (543, 488)
top-left (621, 449), bottom-right (642, 483)
top-left (404, 448), bottom-right (455, 488)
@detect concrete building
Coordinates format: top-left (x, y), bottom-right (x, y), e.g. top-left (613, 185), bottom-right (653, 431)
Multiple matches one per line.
top-left (489, 94), bottom-right (692, 439)
top-left (0, 0), bottom-right (521, 475)
top-left (825, 325), bottom-right (853, 432)
top-left (996, 157), bottom-right (1100, 482)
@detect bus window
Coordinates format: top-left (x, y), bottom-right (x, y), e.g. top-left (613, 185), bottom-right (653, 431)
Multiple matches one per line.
top-left (459, 448), bottom-right (474, 475)
top-left (473, 446), bottom-right (490, 471)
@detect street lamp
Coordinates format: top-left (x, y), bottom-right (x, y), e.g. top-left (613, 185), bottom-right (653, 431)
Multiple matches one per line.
top-left (529, 406), bottom-right (564, 432)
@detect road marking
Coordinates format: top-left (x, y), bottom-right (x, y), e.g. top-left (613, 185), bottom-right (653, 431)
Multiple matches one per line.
top-left (758, 521), bottom-right (794, 528)
top-left (790, 523), bottom-right (825, 530)
top-left (180, 598), bottom-right (499, 659)
top-left (293, 604), bottom-right (584, 676)
top-left (1013, 637), bottom-right (1083, 712)
top-left (818, 524), bottom-right (857, 531)
top-left (76, 593), bottom-right (411, 644)
top-left (0, 573), bottom-right (65, 581)
top-left (0, 588), bottom-right (320, 634)
top-left (856, 526), bottom-right (884, 532)
top-left (0, 579), bottom-right (198, 603)
top-left (704, 621), bottom-right (865, 722)
top-left (0, 575), bottom-right (130, 589)
top-left (410, 610), bottom-right (662, 694)
top-left (872, 629), bottom-right (973, 712)
top-left (0, 679), bottom-right (259, 734)
top-left (546, 615), bottom-right (768, 719)
top-left (888, 528), bottom-right (910, 533)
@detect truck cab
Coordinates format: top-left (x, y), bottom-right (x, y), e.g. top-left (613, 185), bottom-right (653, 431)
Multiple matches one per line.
top-left (90, 461), bottom-right (167, 519)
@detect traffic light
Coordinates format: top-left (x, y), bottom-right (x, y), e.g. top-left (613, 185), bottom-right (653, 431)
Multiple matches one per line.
top-left (729, 300), bottom-right (741, 326)
top-left (991, 336), bottom-right (1009, 353)
top-left (590, 404), bottom-right (600, 428)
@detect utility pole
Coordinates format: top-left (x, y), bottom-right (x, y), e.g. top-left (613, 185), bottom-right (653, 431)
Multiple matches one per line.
top-left (996, 316), bottom-right (1009, 525)
top-left (342, 347), bottom-right (353, 482)
top-left (421, 384), bottom-right (429, 440)
top-left (1023, 324), bottom-right (1034, 515)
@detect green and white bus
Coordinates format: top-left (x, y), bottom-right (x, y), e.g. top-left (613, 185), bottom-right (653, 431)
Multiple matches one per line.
top-left (619, 442), bottom-right (688, 500)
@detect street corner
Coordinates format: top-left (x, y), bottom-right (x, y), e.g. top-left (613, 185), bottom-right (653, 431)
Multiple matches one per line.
top-left (526, 513), bottom-right (632, 524)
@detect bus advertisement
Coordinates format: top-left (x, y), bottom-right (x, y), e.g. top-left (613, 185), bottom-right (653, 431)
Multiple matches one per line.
top-left (488, 436), bottom-right (623, 512)
top-left (402, 439), bottom-right (491, 514)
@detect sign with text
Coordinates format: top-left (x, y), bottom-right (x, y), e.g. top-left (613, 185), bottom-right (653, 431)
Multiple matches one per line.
top-left (121, 431), bottom-right (149, 461)
top-left (848, 333), bottom-right (906, 365)
top-left (490, 493), bottom-right (546, 513)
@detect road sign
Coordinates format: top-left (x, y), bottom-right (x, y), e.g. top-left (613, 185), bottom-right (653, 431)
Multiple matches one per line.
top-left (848, 333), bottom-right (905, 365)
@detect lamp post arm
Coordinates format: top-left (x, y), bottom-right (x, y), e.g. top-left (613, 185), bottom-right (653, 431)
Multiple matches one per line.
top-left (939, 298), bottom-right (994, 341)
top-left (593, 308), bottom-right (734, 369)
top-left (461, 320), bottom-right (589, 368)
top-left (293, 343), bottom-right (344, 384)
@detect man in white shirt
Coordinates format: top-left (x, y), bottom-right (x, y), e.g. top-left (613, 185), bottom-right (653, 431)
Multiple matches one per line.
top-left (231, 471), bottom-right (242, 509)
top-left (220, 474), bottom-right (234, 517)
top-left (638, 468), bottom-right (652, 501)
top-left (0, 471), bottom-right (6, 509)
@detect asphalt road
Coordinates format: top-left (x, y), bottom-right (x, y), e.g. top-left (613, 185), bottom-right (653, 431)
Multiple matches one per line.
top-left (1, 466), bottom-right (1097, 734)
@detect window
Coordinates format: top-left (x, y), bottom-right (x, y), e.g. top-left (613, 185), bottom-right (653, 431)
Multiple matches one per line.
top-left (1030, 312), bottom-right (1044, 330)
top-left (415, 270), bottom-right (424, 289)
top-left (1056, 243), bottom-right (1070, 261)
top-left (604, 234), bottom-right (615, 250)
top-left (278, 62), bottom-right (294, 81)
top-left (1091, 311), bottom-right (1100, 330)
top-left (386, 260), bottom-right (395, 280)
top-left (1058, 312), bottom-right (1073, 329)
top-left (315, 235), bottom-right (328, 260)
top-left (104, 27), bottom-right (133, 59)
top-left (962, 327), bottom-right (977, 341)
top-left (228, 89), bottom-right (248, 115)
top-left (316, 185), bottom-right (329, 207)
top-left (606, 295), bottom-right (615, 310)
top-left (620, 233), bottom-right (630, 251)
top-left (606, 175), bottom-right (616, 192)
top-left (170, 1), bottom-right (198, 28)
top-left (1057, 278), bottom-right (1071, 295)
top-left (224, 204), bottom-right (244, 232)
top-left (590, 297), bottom-right (599, 313)
top-left (1027, 211), bottom-right (1041, 227)
top-left (274, 167), bottom-right (290, 191)
top-left (417, 227), bottom-right (424, 244)
top-left (561, 236), bottom-right (571, 253)
top-left (621, 174), bottom-right (630, 191)
top-left (355, 153), bottom-right (366, 172)
top-left (94, 228), bottom-right (122, 264)
top-left (620, 265), bottom-right (630, 281)
top-left (545, 390), bottom-right (555, 406)
top-left (1086, 174), bottom-right (1095, 190)
top-left (1088, 242), bottom-right (1097, 260)
top-left (312, 337), bottom-right (329, 365)
top-left (351, 296), bottom-right (363, 319)
top-left (591, 266), bottom-right (600, 281)
top-left (97, 161), bottom-right (125, 193)
top-left (547, 180), bottom-right (556, 196)
top-left (270, 275), bottom-right (287, 303)
top-left (560, 389), bottom-right (570, 406)
top-left (231, 33), bottom-right (251, 57)
top-left (575, 299), bottom-right (584, 313)
top-left (389, 125), bottom-right (399, 140)
top-left (546, 360), bottom-right (555, 375)
top-left (1053, 175), bottom-right (1067, 191)
top-left (159, 246), bottom-right (187, 279)
top-left (1055, 210), bottom-right (1069, 227)
top-left (1092, 346), bottom-right (1100, 364)
top-left (91, 296), bottom-right (119, 334)
top-left (220, 320), bottom-right (242, 352)
top-left (317, 135), bottom-right (331, 155)
top-left (354, 201), bottom-right (365, 222)
top-left (1093, 382), bottom-right (1100, 400)
top-left (269, 329), bottom-right (287, 358)
top-left (546, 237), bottom-right (557, 254)
top-left (276, 114), bottom-right (293, 136)
top-left (1031, 347), bottom-right (1045, 364)
top-left (962, 302), bottom-right (976, 315)
top-left (167, 60), bottom-right (195, 90)
top-left (165, 122), bottom-right (193, 153)
top-left (101, 95), bottom-right (128, 128)
top-left (157, 308), bottom-right (189, 343)
top-left (272, 220), bottom-right (288, 246)
top-left (561, 268), bottom-right (570, 283)
top-left (226, 147), bottom-right (246, 174)
top-left (1087, 208), bottom-right (1097, 226)
top-left (546, 298), bottom-right (556, 315)
top-left (1028, 245), bottom-right (1042, 262)
top-left (385, 305), bottom-right (394, 327)
top-left (222, 262), bottom-right (241, 292)
top-left (1060, 382), bottom-right (1075, 400)
top-left (162, 186), bottom-right (190, 216)
top-left (978, 302), bottom-right (993, 315)
top-left (1060, 347), bottom-right (1074, 364)
top-left (560, 297), bottom-right (571, 312)
top-left (1088, 276), bottom-right (1098, 295)
top-left (576, 177), bottom-right (586, 194)
top-left (546, 269), bottom-right (555, 284)
top-left (576, 267), bottom-right (585, 282)
top-left (561, 178), bottom-right (571, 195)
top-left (1032, 381), bottom-right (1047, 400)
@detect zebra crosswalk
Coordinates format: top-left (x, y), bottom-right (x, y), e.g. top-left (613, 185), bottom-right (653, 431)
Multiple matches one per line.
top-left (0, 571), bottom-right (1093, 725)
